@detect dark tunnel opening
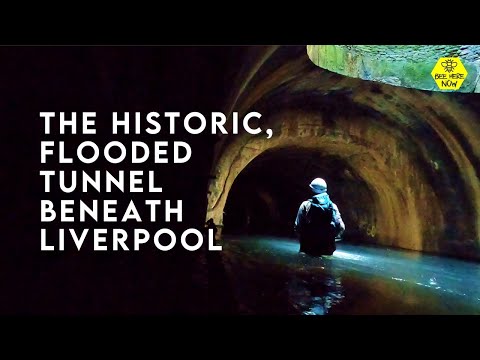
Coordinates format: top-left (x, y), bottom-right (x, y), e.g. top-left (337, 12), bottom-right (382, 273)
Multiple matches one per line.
top-left (223, 147), bottom-right (376, 243)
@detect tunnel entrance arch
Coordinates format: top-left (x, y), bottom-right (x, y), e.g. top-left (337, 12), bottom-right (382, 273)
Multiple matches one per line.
top-left (206, 110), bottom-right (445, 252)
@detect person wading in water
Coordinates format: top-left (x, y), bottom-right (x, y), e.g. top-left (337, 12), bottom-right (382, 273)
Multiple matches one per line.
top-left (294, 178), bottom-right (345, 256)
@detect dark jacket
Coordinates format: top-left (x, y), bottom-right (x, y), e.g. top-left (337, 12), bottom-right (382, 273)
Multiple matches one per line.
top-left (294, 192), bottom-right (345, 255)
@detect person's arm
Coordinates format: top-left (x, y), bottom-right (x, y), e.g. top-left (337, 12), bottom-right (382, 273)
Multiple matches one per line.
top-left (332, 203), bottom-right (345, 237)
top-left (294, 202), bottom-right (307, 233)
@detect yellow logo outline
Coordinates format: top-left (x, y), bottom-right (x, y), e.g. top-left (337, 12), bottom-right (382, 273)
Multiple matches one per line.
top-left (431, 57), bottom-right (468, 91)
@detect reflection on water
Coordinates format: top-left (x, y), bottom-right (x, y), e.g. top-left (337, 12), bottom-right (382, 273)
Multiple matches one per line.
top-left (218, 236), bottom-right (480, 315)
top-left (288, 271), bottom-right (344, 315)
top-left (286, 252), bottom-right (346, 315)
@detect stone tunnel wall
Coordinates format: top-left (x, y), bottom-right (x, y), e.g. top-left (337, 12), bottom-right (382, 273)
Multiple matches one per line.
top-left (206, 46), bottom-right (480, 260)
top-left (206, 110), bottom-right (444, 252)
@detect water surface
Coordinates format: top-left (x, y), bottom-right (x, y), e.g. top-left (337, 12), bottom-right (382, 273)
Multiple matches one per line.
top-left (218, 236), bottom-right (480, 315)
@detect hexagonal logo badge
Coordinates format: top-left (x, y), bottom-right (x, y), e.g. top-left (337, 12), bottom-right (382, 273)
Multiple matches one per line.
top-left (431, 57), bottom-right (468, 91)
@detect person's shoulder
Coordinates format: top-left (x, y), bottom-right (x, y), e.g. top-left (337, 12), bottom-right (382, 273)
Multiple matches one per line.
top-left (331, 202), bottom-right (340, 211)
top-left (301, 199), bottom-right (311, 207)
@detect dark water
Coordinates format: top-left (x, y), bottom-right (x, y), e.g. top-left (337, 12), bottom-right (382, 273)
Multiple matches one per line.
top-left (217, 236), bottom-right (480, 315)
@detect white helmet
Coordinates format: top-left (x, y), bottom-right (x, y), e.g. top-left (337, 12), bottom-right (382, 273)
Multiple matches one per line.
top-left (309, 178), bottom-right (327, 194)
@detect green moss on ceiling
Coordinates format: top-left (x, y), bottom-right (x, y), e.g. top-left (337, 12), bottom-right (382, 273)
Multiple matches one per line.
top-left (307, 45), bottom-right (480, 93)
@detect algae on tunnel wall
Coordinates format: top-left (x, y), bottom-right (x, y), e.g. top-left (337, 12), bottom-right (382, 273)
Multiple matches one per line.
top-left (307, 45), bottom-right (480, 93)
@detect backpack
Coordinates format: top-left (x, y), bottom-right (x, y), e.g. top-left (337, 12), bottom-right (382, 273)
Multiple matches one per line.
top-left (305, 200), bottom-right (336, 234)
top-left (300, 195), bottom-right (337, 255)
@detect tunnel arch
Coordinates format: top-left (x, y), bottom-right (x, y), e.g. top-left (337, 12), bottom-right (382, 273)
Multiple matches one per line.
top-left (207, 46), bottom-right (480, 259)
top-left (207, 109), bottom-right (447, 252)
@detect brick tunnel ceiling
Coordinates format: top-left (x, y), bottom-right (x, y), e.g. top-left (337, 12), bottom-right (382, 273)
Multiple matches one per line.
top-left (207, 46), bottom-right (480, 260)
top-left (307, 45), bottom-right (480, 93)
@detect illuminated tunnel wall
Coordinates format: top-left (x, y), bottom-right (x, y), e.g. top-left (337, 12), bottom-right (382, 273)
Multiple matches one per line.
top-left (206, 46), bottom-right (480, 260)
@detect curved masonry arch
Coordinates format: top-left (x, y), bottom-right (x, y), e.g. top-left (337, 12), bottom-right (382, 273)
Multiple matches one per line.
top-left (206, 46), bottom-right (480, 259)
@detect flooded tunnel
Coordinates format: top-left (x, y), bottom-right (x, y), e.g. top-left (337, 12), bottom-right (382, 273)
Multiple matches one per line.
top-left (207, 46), bottom-right (480, 260)
top-left (205, 46), bottom-right (480, 314)
top-left (5, 45), bottom-right (480, 316)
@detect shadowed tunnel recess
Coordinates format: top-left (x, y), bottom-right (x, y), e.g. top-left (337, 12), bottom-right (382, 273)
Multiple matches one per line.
top-left (224, 147), bottom-right (373, 242)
